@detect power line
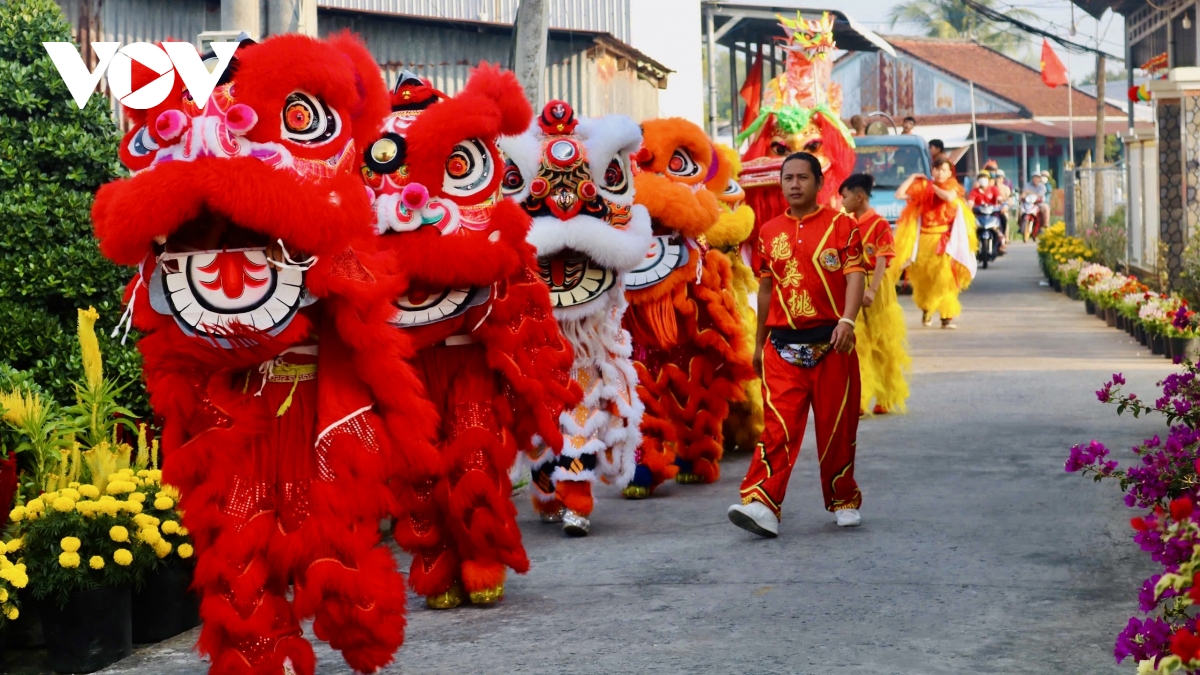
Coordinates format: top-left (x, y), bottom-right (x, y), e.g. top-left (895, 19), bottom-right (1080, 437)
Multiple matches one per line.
top-left (960, 0), bottom-right (1123, 60)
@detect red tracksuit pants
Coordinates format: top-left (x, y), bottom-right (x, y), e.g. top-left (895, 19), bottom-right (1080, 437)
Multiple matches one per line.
top-left (739, 342), bottom-right (863, 516)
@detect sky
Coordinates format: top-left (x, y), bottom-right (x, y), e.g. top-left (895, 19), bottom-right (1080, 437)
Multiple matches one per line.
top-left (846, 0), bottom-right (1126, 82)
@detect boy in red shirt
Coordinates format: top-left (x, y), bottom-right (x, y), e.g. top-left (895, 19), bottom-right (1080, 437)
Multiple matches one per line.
top-left (727, 152), bottom-right (866, 537)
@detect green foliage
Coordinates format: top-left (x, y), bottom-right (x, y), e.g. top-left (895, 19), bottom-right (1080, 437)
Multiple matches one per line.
top-left (1082, 205), bottom-right (1127, 271)
top-left (0, 0), bottom-right (145, 415)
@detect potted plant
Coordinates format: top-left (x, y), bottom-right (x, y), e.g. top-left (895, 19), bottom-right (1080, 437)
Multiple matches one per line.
top-left (1, 309), bottom-right (162, 672)
top-left (124, 432), bottom-right (197, 644)
top-left (1168, 304), bottom-right (1200, 362)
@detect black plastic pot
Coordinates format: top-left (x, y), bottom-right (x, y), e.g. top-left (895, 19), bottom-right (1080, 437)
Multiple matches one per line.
top-left (1106, 307), bottom-right (1118, 327)
top-left (1170, 337), bottom-right (1200, 364)
top-left (7, 588), bottom-right (43, 649)
top-left (1115, 314), bottom-right (1126, 331)
top-left (1137, 324), bottom-right (1149, 346)
top-left (1085, 299), bottom-right (1097, 315)
top-left (132, 561), bottom-right (199, 644)
top-left (1152, 333), bottom-right (1167, 355)
top-left (1065, 284), bottom-right (1079, 300)
top-left (39, 586), bottom-right (132, 673)
top-left (1051, 278), bottom-right (1062, 292)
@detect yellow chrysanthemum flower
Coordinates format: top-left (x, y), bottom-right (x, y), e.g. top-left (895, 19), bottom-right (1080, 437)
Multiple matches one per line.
top-left (78, 307), bottom-right (104, 391)
top-left (161, 520), bottom-right (180, 535)
top-left (128, 492), bottom-right (146, 504)
top-left (154, 497), bottom-right (175, 510)
top-left (5, 606), bottom-right (17, 620)
top-left (178, 527), bottom-right (189, 537)
top-left (106, 481), bottom-right (134, 495)
top-left (60, 488), bottom-right (81, 501)
top-left (6, 538), bottom-right (22, 553)
top-left (52, 497), bottom-right (75, 513)
top-left (26, 499), bottom-right (44, 513)
top-left (60, 537), bottom-right (81, 553)
top-left (113, 549), bottom-right (133, 566)
top-left (123, 501), bottom-right (143, 515)
top-left (78, 485), bottom-right (100, 499)
top-left (58, 551), bottom-right (80, 568)
top-left (0, 588), bottom-right (7, 603)
top-left (138, 528), bottom-right (162, 546)
top-left (177, 543), bottom-right (194, 559)
top-left (8, 506), bottom-right (25, 523)
top-left (109, 526), bottom-right (129, 543)
top-left (153, 540), bottom-right (172, 559)
top-left (89, 555), bottom-right (105, 570)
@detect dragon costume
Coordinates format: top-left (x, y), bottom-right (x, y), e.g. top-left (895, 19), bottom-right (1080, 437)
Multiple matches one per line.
top-left (360, 68), bottom-right (578, 605)
top-left (92, 34), bottom-right (435, 674)
top-left (498, 101), bottom-right (651, 535)
top-left (738, 12), bottom-right (855, 271)
top-left (704, 145), bottom-right (763, 453)
top-left (621, 118), bottom-right (755, 496)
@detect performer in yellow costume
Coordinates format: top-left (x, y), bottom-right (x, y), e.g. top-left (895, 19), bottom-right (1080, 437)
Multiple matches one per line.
top-left (705, 145), bottom-right (765, 450)
top-left (893, 158), bottom-right (978, 329)
top-left (839, 174), bottom-right (910, 414)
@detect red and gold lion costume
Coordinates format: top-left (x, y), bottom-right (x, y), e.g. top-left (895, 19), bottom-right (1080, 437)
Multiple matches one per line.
top-left (92, 34), bottom-right (438, 675)
top-left (621, 118), bottom-right (755, 496)
top-left (360, 68), bottom-right (578, 606)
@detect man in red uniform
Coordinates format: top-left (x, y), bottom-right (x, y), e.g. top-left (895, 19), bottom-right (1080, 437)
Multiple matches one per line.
top-left (727, 152), bottom-right (866, 537)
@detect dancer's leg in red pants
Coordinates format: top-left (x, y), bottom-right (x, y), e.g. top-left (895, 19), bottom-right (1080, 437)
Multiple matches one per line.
top-left (739, 343), bottom-right (863, 517)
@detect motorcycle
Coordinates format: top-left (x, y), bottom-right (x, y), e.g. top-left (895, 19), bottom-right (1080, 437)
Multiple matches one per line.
top-left (974, 203), bottom-right (1001, 269)
top-left (1020, 194), bottom-right (1043, 241)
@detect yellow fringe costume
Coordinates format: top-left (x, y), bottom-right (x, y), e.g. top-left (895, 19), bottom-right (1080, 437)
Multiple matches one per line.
top-left (891, 177), bottom-right (978, 322)
top-left (705, 145), bottom-right (764, 450)
top-left (854, 211), bottom-right (910, 414)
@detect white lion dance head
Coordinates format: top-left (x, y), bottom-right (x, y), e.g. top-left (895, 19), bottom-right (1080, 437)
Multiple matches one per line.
top-left (498, 101), bottom-right (652, 320)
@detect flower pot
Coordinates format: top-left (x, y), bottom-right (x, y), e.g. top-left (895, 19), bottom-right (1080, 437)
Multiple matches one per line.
top-left (1085, 299), bottom-right (1097, 315)
top-left (7, 588), bottom-right (43, 649)
top-left (1065, 284), bottom-right (1079, 300)
top-left (132, 561), bottom-right (199, 644)
top-left (39, 586), bottom-right (132, 673)
top-left (1152, 333), bottom-right (1167, 355)
top-left (1138, 324), bottom-right (1149, 346)
top-left (1052, 278), bottom-right (1062, 292)
top-left (1106, 308), bottom-right (1117, 327)
top-left (1115, 314), bottom-right (1126, 331)
top-left (1170, 337), bottom-right (1200, 363)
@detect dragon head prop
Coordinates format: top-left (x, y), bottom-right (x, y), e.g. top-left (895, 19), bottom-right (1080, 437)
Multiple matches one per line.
top-left (497, 100), bottom-right (651, 319)
top-left (92, 33), bottom-right (390, 359)
top-left (360, 64), bottom-right (533, 328)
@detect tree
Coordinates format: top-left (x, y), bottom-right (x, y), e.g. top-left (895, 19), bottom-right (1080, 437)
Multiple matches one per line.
top-left (0, 0), bottom-right (145, 413)
top-left (887, 0), bottom-right (1040, 54)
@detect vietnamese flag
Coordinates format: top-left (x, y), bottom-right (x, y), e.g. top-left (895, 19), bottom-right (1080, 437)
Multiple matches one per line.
top-left (1040, 39), bottom-right (1068, 88)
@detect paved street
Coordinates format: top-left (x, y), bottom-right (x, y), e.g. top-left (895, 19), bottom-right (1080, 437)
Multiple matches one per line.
top-left (83, 242), bottom-right (1169, 674)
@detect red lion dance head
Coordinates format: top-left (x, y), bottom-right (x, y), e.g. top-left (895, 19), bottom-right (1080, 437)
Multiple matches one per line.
top-left (92, 33), bottom-right (435, 675)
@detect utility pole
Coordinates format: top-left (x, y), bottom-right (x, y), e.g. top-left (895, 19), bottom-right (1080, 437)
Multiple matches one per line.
top-left (1095, 52), bottom-right (1106, 227)
top-left (511, 0), bottom-right (549, 108)
top-left (221, 0), bottom-right (260, 38)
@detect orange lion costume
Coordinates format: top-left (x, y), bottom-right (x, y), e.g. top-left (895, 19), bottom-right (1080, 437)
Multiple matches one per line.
top-left (621, 118), bottom-right (755, 496)
top-left (360, 68), bottom-right (578, 607)
top-left (92, 35), bottom-right (437, 674)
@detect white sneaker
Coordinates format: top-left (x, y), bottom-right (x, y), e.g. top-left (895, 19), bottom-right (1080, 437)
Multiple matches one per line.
top-left (835, 508), bottom-right (862, 527)
top-left (727, 501), bottom-right (779, 538)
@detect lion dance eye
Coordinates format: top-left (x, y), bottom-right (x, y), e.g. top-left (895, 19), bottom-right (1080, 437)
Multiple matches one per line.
top-left (127, 126), bottom-right (160, 158)
top-left (443, 138), bottom-right (493, 198)
top-left (364, 132), bottom-right (406, 175)
top-left (501, 159), bottom-right (525, 196)
top-left (281, 92), bottom-right (338, 144)
top-left (770, 142), bottom-right (789, 157)
top-left (666, 149), bottom-right (699, 177)
top-left (603, 157), bottom-right (629, 194)
top-left (804, 139), bottom-right (823, 154)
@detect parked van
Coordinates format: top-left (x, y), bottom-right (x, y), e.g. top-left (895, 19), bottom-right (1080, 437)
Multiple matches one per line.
top-left (851, 135), bottom-right (932, 226)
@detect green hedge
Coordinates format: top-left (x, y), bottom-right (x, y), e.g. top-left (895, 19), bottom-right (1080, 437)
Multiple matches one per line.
top-left (0, 0), bottom-right (145, 414)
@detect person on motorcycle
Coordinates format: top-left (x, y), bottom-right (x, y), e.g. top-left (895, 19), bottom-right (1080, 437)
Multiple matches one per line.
top-left (993, 169), bottom-right (1013, 247)
top-left (1021, 173), bottom-right (1051, 238)
top-left (969, 172), bottom-right (1006, 255)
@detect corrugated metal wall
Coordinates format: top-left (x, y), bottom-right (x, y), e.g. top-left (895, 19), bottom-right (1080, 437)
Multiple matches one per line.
top-left (52, 0), bottom-right (655, 122)
top-left (316, 0), bottom-right (630, 42)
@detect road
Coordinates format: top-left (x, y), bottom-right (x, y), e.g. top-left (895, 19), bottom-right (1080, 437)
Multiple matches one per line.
top-left (70, 242), bottom-right (1171, 673)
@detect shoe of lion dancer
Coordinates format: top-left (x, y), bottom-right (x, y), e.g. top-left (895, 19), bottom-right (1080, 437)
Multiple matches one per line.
top-left (727, 501), bottom-right (778, 538)
top-left (836, 508), bottom-right (862, 527)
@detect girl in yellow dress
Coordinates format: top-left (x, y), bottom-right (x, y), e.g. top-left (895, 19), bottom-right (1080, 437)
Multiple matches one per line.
top-left (839, 174), bottom-right (911, 414)
top-left (892, 158), bottom-right (978, 329)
